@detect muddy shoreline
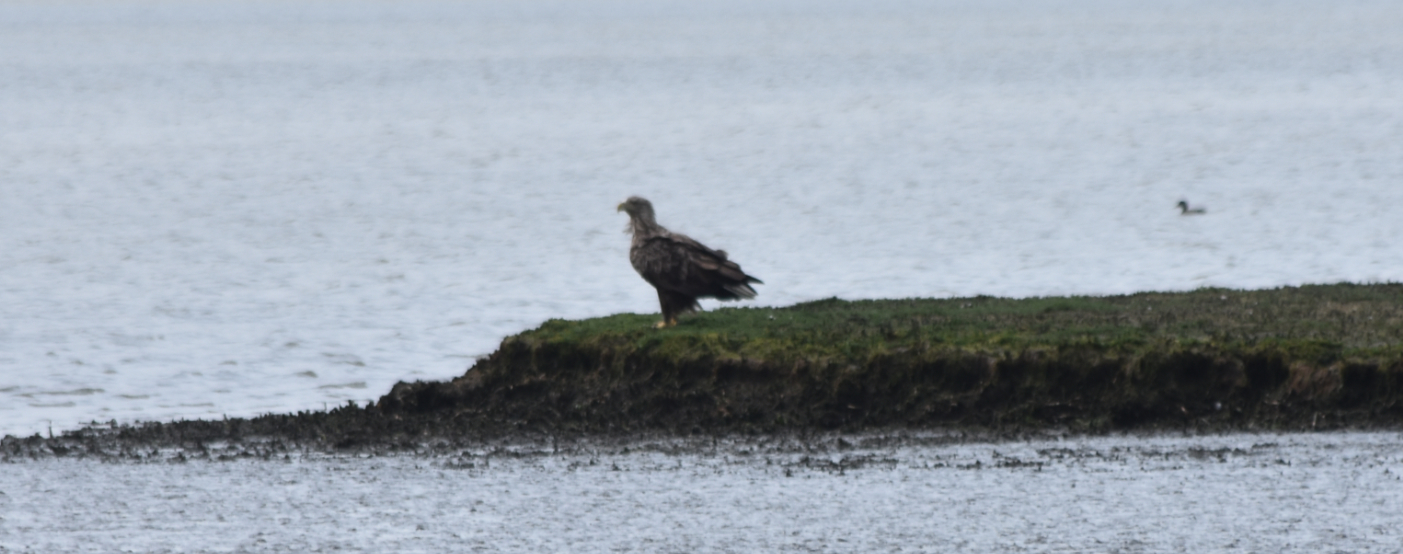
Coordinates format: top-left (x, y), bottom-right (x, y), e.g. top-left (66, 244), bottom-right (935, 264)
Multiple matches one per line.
top-left (4, 402), bottom-right (1398, 463)
top-left (7, 350), bottom-right (1400, 462)
top-left (8, 285), bottom-right (1403, 461)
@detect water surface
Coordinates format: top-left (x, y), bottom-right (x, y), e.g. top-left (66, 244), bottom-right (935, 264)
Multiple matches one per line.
top-left (3, 0), bottom-right (1402, 436)
top-left (4, 431), bottom-right (1401, 552)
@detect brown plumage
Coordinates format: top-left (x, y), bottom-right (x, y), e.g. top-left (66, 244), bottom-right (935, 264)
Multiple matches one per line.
top-left (617, 196), bottom-right (762, 328)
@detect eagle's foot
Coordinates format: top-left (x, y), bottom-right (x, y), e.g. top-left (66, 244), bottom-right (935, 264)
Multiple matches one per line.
top-left (653, 318), bottom-right (678, 329)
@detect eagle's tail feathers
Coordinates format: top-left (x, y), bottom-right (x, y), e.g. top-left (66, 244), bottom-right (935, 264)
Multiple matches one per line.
top-left (723, 283), bottom-right (758, 299)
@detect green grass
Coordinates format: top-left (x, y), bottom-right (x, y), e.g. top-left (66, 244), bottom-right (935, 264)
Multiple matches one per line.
top-left (26, 284), bottom-right (1403, 452)
top-left (525, 283), bottom-right (1403, 368)
top-left (371, 283), bottom-right (1403, 434)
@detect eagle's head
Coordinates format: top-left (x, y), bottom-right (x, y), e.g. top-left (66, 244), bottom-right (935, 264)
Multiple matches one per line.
top-left (617, 196), bottom-right (656, 222)
top-left (617, 196), bottom-right (652, 215)
top-left (618, 196), bottom-right (661, 236)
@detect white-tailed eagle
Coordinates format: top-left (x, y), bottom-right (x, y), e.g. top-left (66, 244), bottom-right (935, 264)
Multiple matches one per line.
top-left (617, 196), bottom-right (762, 328)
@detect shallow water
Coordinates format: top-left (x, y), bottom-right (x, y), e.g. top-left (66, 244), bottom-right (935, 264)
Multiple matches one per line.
top-left (3, 431), bottom-right (1401, 552)
top-left (4, 0), bottom-right (1403, 436)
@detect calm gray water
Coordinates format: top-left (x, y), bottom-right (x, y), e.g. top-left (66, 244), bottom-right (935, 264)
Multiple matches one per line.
top-left (3, 2), bottom-right (1403, 550)
top-left (4, 0), bottom-right (1403, 437)
top-left (3, 432), bottom-right (1402, 552)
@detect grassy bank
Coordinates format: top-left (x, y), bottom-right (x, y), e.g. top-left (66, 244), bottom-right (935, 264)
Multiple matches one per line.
top-left (9, 283), bottom-right (1403, 459)
top-left (381, 283), bottom-right (1403, 433)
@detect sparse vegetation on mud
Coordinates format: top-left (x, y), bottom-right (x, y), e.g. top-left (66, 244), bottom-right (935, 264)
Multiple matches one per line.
top-left (8, 283), bottom-right (1403, 459)
top-left (381, 283), bottom-right (1403, 434)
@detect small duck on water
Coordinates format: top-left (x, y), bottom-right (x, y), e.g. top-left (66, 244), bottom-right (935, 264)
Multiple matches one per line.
top-left (1176, 200), bottom-right (1206, 215)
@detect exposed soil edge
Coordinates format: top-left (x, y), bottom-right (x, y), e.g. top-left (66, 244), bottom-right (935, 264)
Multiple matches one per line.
top-left (9, 295), bottom-right (1403, 460)
top-left (377, 337), bottom-right (1403, 435)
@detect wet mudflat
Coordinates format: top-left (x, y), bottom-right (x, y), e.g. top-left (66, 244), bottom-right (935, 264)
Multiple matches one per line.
top-left (3, 431), bottom-right (1400, 552)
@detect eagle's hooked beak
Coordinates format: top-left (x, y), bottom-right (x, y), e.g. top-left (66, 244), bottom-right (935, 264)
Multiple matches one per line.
top-left (616, 202), bottom-right (627, 213)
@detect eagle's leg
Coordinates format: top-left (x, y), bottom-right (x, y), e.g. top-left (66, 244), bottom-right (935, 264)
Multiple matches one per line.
top-left (655, 290), bottom-right (691, 329)
top-left (654, 306), bottom-right (678, 329)
top-left (655, 292), bottom-right (673, 328)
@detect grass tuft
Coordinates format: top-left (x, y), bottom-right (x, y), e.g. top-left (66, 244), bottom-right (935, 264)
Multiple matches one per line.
top-left (377, 283), bottom-right (1403, 433)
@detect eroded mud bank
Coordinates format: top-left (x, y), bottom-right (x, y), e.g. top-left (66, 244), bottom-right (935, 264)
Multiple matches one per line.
top-left (380, 284), bottom-right (1403, 433)
top-left (7, 285), bottom-right (1403, 459)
